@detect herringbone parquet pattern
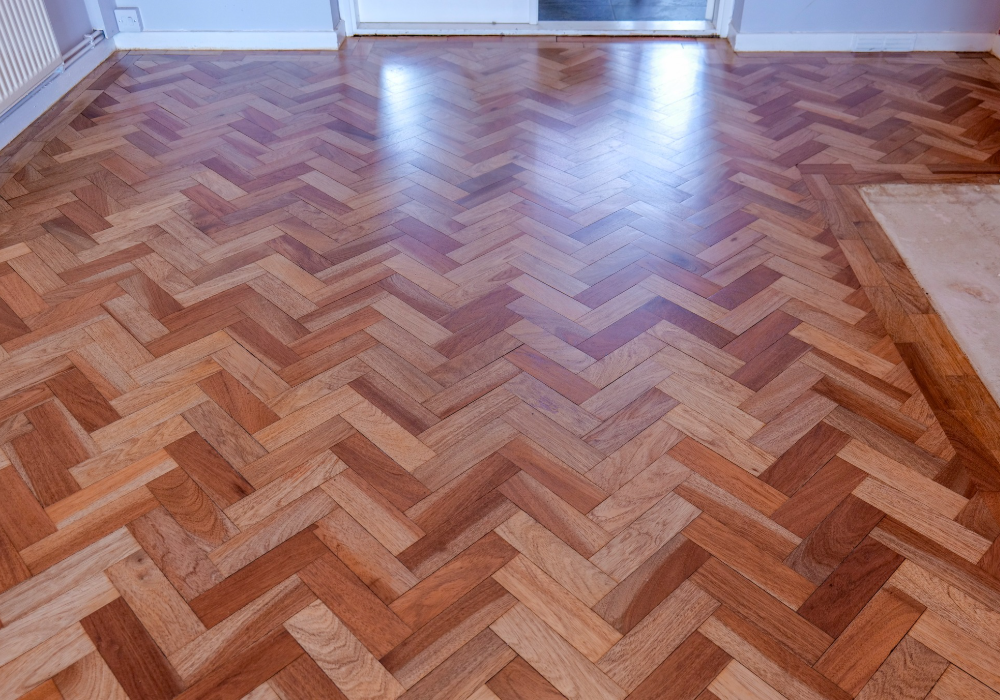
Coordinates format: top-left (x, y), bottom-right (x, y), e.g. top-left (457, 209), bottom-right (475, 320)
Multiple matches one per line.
top-left (2, 38), bottom-right (1000, 700)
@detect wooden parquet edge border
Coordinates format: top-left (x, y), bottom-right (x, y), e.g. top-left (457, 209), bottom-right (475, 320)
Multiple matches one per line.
top-left (818, 178), bottom-right (1000, 489)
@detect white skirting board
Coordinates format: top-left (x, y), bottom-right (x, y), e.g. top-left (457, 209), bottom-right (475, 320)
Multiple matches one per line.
top-left (0, 35), bottom-right (115, 153)
top-left (728, 29), bottom-right (998, 53)
top-left (113, 23), bottom-right (347, 50)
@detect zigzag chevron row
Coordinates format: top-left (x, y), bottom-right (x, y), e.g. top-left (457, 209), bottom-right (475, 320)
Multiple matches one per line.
top-left (1, 38), bottom-right (1000, 699)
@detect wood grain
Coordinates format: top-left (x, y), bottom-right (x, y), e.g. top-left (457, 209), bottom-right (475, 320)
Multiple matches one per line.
top-left (0, 42), bottom-right (998, 699)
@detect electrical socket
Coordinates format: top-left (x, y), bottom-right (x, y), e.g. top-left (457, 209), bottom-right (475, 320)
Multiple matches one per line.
top-left (114, 8), bottom-right (143, 33)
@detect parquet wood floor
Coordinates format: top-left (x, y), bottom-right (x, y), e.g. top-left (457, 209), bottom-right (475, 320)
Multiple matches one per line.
top-left (2, 38), bottom-right (1000, 700)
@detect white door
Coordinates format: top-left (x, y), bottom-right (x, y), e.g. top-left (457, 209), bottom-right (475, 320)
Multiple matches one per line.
top-left (356, 0), bottom-right (533, 23)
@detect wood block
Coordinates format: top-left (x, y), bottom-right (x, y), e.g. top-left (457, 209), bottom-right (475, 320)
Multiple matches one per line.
top-left (499, 472), bottom-right (612, 559)
top-left (208, 489), bottom-right (334, 576)
top-left (786, 493), bottom-right (884, 586)
top-left (708, 661), bottom-right (788, 700)
top-left (198, 370), bottom-right (279, 433)
top-left (490, 603), bottom-right (626, 700)
top-left (0, 624), bottom-right (95, 700)
top-left (486, 657), bottom-right (565, 700)
top-left (323, 469), bottom-right (424, 556)
top-left (853, 478), bottom-right (990, 564)
top-left (240, 416), bottom-right (354, 488)
top-left (163, 431), bottom-right (254, 508)
top-left (0, 570), bottom-right (117, 671)
top-left (926, 666), bottom-right (1000, 700)
top-left (13, 401), bottom-right (91, 506)
top-left (128, 507), bottom-right (225, 601)
top-left (627, 632), bottom-right (730, 700)
top-left (398, 630), bottom-right (512, 700)
top-left (168, 576), bottom-right (314, 684)
top-left (341, 399), bottom-right (436, 471)
top-left (81, 597), bottom-right (183, 700)
top-left (183, 399), bottom-right (266, 471)
top-left (21, 488), bottom-right (157, 574)
top-left (798, 536), bottom-right (904, 638)
top-left (700, 606), bottom-right (852, 700)
top-left (588, 420), bottom-right (683, 494)
top-left (189, 528), bottom-right (327, 627)
top-left (855, 635), bottom-right (947, 700)
top-left (53, 651), bottom-right (129, 700)
top-left (253, 385), bottom-right (362, 451)
top-left (224, 451), bottom-right (343, 529)
top-left (495, 511), bottom-right (616, 608)
top-left (594, 533), bottom-right (708, 634)
top-left (597, 580), bottom-right (719, 692)
top-left (759, 422), bottom-right (851, 496)
top-left (814, 588), bottom-right (924, 695)
top-left (147, 466), bottom-right (238, 549)
top-left (674, 474), bottom-right (800, 561)
top-left (348, 371), bottom-right (439, 436)
top-left (299, 552), bottom-right (411, 657)
top-left (770, 456), bottom-right (866, 539)
top-left (313, 508), bottom-right (418, 605)
top-left (269, 654), bottom-right (349, 700)
top-left (331, 432), bottom-right (430, 512)
top-left (500, 437), bottom-right (606, 514)
top-left (392, 531), bottom-right (516, 630)
top-left (46, 368), bottom-right (120, 432)
top-left (690, 557), bottom-right (833, 665)
top-left (105, 550), bottom-right (206, 655)
top-left (839, 440), bottom-right (967, 519)
top-left (591, 492), bottom-right (700, 582)
top-left (493, 554), bottom-right (622, 662)
top-left (682, 515), bottom-right (814, 609)
top-left (284, 600), bottom-right (405, 700)
top-left (173, 628), bottom-right (304, 700)
top-left (380, 578), bottom-right (516, 689)
top-left (0, 465), bottom-right (55, 550)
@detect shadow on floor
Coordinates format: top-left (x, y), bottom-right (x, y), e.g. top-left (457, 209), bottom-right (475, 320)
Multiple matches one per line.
top-left (538, 0), bottom-right (707, 21)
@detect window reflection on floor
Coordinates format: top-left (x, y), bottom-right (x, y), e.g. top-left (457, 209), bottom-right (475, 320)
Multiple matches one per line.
top-left (538, 0), bottom-right (706, 21)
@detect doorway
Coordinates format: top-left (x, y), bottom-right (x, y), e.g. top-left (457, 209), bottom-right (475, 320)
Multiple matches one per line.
top-left (345, 0), bottom-right (730, 35)
top-left (538, 0), bottom-right (709, 22)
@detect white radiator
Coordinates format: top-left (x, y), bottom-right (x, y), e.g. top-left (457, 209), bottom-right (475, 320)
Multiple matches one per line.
top-left (0, 0), bottom-right (62, 117)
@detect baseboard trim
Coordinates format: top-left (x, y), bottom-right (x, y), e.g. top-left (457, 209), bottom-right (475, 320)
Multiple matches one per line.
top-left (729, 30), bottom-right (996, 53)
top-left (114, 27), bottom-right (346, 51)
top-left (993, 33), bottom-right (1000, 59)
top-left (0, 36), bottom-right (115, 153)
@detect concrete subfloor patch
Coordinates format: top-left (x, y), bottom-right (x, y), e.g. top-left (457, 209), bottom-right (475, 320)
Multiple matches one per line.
top-left (861, 184), bottom-right (1000, 406)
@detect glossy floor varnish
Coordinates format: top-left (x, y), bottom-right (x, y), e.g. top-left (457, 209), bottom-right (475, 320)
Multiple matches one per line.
top-left (1, 38), bottom-right (1000, 699)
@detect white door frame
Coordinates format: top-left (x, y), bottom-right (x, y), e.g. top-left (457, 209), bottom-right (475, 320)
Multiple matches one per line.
top-left (340, 0), bottom-right (734, 38)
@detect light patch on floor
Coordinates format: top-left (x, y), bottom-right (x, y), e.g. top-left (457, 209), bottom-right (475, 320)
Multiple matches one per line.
top-left (861, 184), bottom-right (1000, 405)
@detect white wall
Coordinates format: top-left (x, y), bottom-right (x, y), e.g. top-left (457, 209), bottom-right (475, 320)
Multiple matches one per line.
top-left (356, 0), bottom-right (530, 23)
top-left (40, 0), bottom-right (117, 53)
top-left (42, 0), bottom-right (116, 53)
top-left (114, 0), bottom-right (340, 32)
top-left (731, 0), bottom-right (1000, 34)
top-left (43, 0), bottom-right (94, 53)
top-left (89, 0), bottom-right (119, 37)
